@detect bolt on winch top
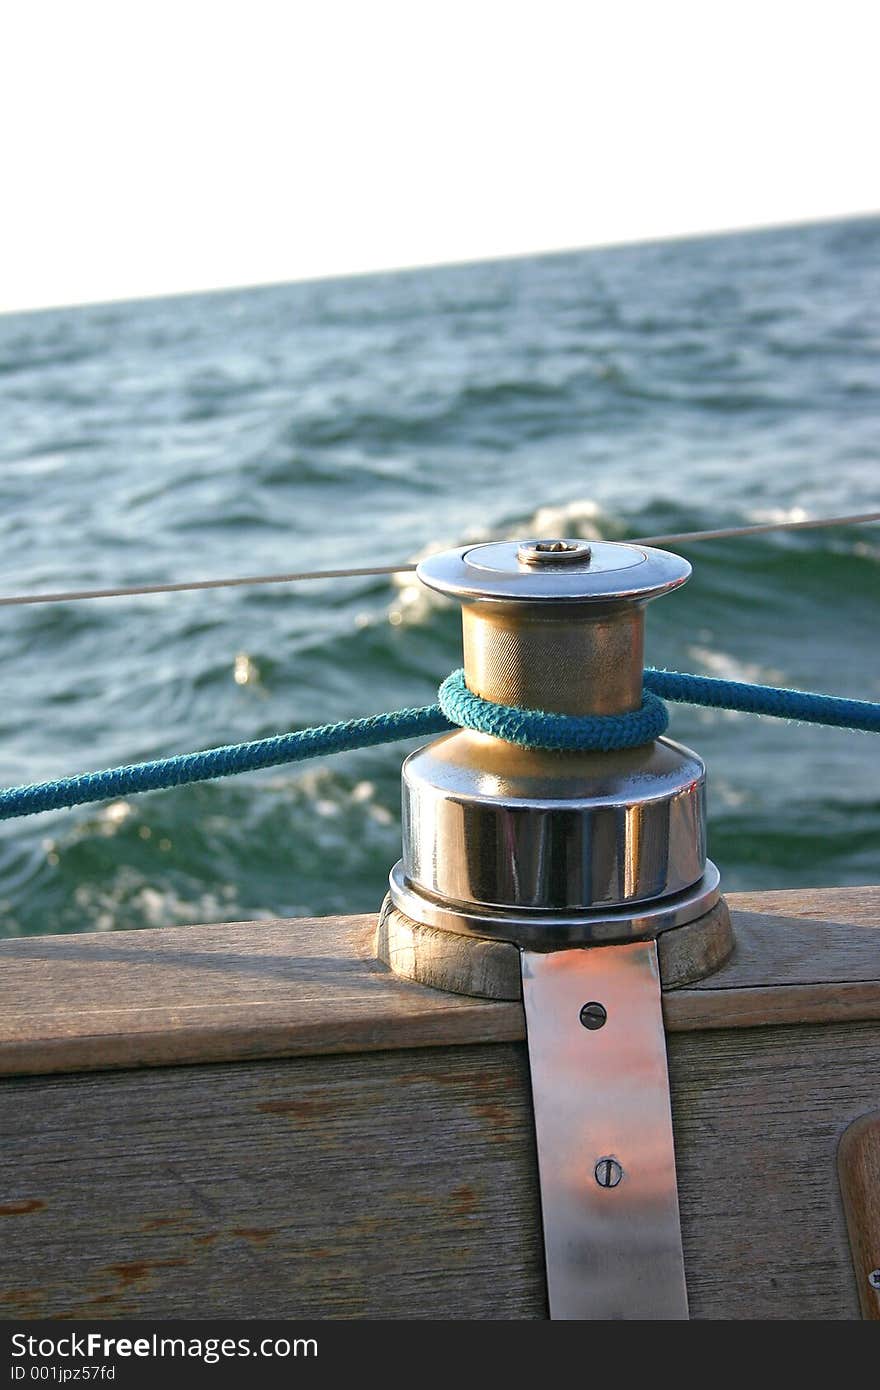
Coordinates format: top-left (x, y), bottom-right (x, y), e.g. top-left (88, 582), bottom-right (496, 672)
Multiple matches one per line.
top-left (417, 537), bottom-right (690, 716)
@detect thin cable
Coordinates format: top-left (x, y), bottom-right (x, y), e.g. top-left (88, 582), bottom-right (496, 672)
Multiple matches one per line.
top-left (0, 509), bottom-right (877, 608)
top-left (0, 563), bottom-right (418, 607)
top-left (632, 511), bottom-right (880, 546)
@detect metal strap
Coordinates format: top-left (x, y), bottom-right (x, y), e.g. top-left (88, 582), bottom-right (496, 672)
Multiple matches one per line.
top-left (521, 940), bottom-right (688, 1319)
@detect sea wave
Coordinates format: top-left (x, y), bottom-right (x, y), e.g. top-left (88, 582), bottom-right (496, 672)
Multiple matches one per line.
top-left (0, 216), bottom-right (877, 934)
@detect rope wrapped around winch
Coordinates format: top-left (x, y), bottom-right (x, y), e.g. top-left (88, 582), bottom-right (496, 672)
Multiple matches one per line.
top-left (0, 667), bottom-right (877, 820)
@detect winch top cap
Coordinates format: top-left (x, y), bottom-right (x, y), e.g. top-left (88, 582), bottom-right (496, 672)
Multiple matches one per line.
top-left (417, 539), bottom-right (691, 604)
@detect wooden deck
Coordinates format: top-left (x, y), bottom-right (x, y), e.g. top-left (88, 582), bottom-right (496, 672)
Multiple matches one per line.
top-left (0, 885), bottom-right (878, 1077)
top-left (0, 885), bottom-right (878, 1320)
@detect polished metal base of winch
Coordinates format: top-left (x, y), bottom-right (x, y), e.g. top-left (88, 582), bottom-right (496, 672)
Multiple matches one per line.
top-left (388, 857), bottom-right (721, 949)
top-left (389, 721), bottom-right (721, 951)
top-left (397, 731), bottom-right (710, 925)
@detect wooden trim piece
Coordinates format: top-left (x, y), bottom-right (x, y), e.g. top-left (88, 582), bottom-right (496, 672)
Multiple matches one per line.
top-left (838, 1111), bottom-right (880, 1319)
top-left (670, 979), bottom-right (880, 1030)
top-left (375, 896), bottom-right (735, 999)
top-left (0, 886), bottom-right (878, 1078)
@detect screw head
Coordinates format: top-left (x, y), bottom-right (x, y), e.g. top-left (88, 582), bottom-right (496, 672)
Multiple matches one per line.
top-left (869, 1269), bottom-right (880, 1290)
top-left (579, 1001), bottom-right (607, 1030)
top-left (595, 1157), bottom-right (623, 1188)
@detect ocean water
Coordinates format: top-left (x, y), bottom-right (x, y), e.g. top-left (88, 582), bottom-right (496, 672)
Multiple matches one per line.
top-left (0, 217), bottom-right (877, 938)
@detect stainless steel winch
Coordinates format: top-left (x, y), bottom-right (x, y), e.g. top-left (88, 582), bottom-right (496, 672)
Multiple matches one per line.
top-left (388, 537), bottom-right (720, 943)
top-left (378, 536), bottom-right (732, 1321)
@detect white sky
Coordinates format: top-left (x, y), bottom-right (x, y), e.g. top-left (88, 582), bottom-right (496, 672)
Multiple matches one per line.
top-left (1, 0), bottom-right (877, 314)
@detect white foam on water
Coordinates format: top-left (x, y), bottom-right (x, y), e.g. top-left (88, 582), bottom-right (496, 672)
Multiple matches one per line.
top-left (687, 644), bottom-right (786, 687)
top-left (388, 498), bottom-right (611, 627)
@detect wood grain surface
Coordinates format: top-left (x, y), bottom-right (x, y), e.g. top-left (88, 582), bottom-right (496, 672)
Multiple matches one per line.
top-left (0, 885), bottom-right (878, 1077)
top-left (1, 886), bottom-right (878, 1320)
top-left (1, 1020), bottom-right (879, 1319)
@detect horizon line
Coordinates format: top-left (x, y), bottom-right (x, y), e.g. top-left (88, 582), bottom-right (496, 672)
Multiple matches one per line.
top-left (3, 207), bottom-right (878, 322)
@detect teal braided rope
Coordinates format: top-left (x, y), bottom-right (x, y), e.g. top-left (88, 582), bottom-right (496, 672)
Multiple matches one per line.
top-left (644, 667), bottom-right (880, 732)
top-left (438, 668), bottom-right (668, 749)
top-left (0, 705), bottom-right (452, 821)
top-left (0, 667), bottom-right (877, 822)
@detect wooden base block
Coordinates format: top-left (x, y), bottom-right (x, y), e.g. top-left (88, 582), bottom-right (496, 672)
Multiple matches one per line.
top-left (375, 894), bottom-right (734, 998)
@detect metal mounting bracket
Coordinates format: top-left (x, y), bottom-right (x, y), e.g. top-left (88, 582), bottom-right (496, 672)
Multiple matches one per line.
top-left (521, 940), bottom-right (688, 1319)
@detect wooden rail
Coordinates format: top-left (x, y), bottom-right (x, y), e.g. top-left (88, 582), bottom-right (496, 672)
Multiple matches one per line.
top-left (1, 886), bottom-right (878, 1320)
top-left (0, 886), bottom-right (878, 1077)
